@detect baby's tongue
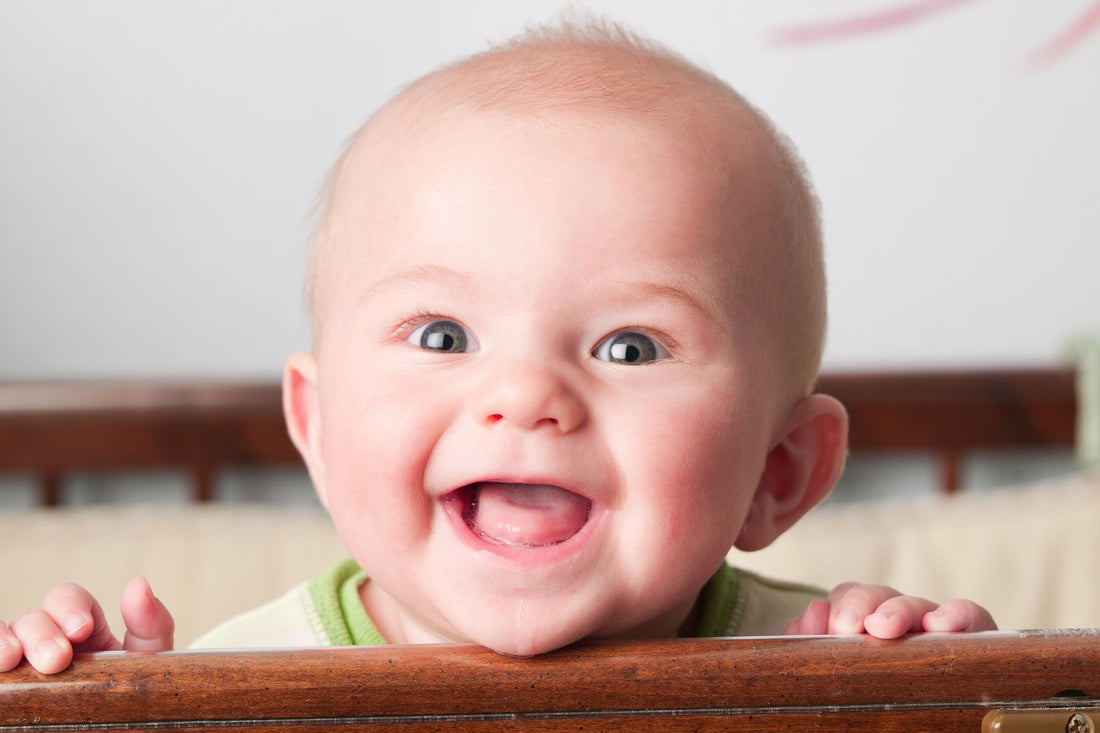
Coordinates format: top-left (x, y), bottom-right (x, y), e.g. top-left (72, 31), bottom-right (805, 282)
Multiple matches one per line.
top-left (468, 482), bottom-right (591, 547)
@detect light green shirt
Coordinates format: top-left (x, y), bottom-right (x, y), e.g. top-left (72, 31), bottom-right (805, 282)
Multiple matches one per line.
top-left (191, 557), bottom-right (824, 649)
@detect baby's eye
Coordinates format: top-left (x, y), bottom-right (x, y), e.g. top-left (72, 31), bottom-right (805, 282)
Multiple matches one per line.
top-left (406, 320), bottom-right (476, 353)
top-left (592, 331), bottom-right (669, 365)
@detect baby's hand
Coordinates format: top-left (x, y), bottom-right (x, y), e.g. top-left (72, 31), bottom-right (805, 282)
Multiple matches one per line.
top-left (0, 577), bottom-right (175, 674)
top-left (783, 582), bottom-right (997, 638)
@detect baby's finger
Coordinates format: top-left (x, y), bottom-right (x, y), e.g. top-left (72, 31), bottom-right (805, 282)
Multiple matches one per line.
top-left (0, 620), bottom-right (25, 672)
top-left (828, 584), bottom-right (904, 635)
top-left (120, 577), bottom-right (175, 652)
top-left (8, 610), bottom-right (75, 674)
top-left (783, 599), bottom-right (831, 635)
top-left (862, 595), bottom-right (939, 639)
top-left (922, 599), bottom-right (998, 633)
top-left (41, 583), bottom-right (120, 653)
top-left (825, 581), bottom-right (860, 606)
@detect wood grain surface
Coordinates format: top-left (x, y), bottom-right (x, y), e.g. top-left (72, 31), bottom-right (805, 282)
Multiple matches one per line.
top-left (2, 630), bottom-right (1098, 731)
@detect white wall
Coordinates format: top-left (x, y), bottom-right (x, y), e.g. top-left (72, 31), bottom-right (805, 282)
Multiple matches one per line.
top-left (2, 0), bottom-right (1098, 378)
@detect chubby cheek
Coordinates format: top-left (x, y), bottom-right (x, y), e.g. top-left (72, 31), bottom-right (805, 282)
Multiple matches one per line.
top-left (318, 364), bottom-right (450, 556)
top-left (611, 389), bottom-right (762, 587)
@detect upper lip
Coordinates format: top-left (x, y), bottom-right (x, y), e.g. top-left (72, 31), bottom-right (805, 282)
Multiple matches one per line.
top-left (439, 474), bottom-right (598, 505)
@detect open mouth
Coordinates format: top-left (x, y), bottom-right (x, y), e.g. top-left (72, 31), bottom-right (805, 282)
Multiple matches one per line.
top-left (446, 482), bottom-right (593, 548)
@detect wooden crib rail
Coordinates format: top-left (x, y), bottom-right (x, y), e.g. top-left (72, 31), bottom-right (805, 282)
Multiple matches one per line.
top-left (821, 368), bottom-right (1078, 493)
top-left (0, 381), bottom-right (297, 504)
top-left (2, 631), bottom-right (1098, 732)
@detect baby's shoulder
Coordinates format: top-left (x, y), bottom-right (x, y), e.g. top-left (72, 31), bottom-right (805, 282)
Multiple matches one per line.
top-left (189, 581), bottom-right (330, 650)
top-left (730, 568), bottom-right (825, 637)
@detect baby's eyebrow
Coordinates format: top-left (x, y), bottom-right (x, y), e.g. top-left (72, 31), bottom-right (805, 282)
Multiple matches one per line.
top-left (608, 279), bottom-right (717, 322)
top-left (358, 264), bottom-right (472, 302)
top-left (358, 266), bottom-right (717, 322)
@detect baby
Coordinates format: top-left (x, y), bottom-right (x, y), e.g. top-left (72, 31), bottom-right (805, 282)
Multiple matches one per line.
top-left (1, 20), bottom-right (993, 674)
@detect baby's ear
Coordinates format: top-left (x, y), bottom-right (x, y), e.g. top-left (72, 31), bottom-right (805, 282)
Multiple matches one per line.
top-left (735, 394), bottom-right (848, 552)
top-left (283, 351), bottom-right (328, 509)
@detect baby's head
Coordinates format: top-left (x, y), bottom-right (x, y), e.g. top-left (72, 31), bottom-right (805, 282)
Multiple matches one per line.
top-left (284, 20), bottom-right (847, 655)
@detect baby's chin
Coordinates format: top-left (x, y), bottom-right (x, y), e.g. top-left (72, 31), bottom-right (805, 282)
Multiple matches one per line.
top-left (472, 628), bottom-right (589, 658)
top-left (458, 599), bottom-right (696, 656)
top-left (452, 609), bottom-right (609, 657)
top-left (416, 574), bottom-right (690, 656)
top-left (457, 604), bottom-right (676, 657)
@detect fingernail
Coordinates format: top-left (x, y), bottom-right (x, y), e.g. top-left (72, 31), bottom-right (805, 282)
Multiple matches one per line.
top-left (62, 613), bottom-right (88, 636)
top-left (837, 606), bottom-right (862, 626)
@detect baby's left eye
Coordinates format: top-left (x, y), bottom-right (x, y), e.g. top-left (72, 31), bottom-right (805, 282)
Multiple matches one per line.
top-left (592, 331), bottom-right (669, 365)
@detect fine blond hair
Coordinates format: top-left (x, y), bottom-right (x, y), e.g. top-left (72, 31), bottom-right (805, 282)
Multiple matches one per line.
top-left (307, 19), bottom-right (826, 395)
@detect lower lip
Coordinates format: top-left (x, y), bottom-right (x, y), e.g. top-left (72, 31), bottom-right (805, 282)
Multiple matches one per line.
top-left (439, 488), bottom-right (603, 566)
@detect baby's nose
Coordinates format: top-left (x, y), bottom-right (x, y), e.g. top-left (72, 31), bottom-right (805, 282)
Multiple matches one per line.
top-left (474, 361), bottom-right (587, 434)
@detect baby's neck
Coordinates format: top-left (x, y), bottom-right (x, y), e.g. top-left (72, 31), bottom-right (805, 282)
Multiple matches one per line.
top-left (359, 578), bottom-right (458, 645)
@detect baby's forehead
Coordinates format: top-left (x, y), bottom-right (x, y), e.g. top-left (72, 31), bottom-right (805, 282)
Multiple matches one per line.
top-left (329, 103), bottom-right (795, 324)
top-left (325, 76), bottom-right (795, 292)
top-left (330, 101), bottom-right (784, 286)
top-left (343, 78), bottom-right (775, 213)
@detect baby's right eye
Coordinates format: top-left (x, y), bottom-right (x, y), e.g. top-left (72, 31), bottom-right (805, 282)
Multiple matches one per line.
top-left (406, 320), bottom-right (477, 353)
top-left (592, 330), bottom-right (668, 365)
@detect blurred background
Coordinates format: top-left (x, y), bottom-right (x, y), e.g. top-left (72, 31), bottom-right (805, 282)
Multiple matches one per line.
top-left (1, 0), bottom-right (1099, 638)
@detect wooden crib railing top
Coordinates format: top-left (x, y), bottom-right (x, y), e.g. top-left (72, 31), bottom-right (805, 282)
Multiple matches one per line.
top-left (0, 367), bottom-right (1078, 503)
top-left (0, 381), bottom-right (295, 504)
top-left (2, 631), bottom-right (1097, 731)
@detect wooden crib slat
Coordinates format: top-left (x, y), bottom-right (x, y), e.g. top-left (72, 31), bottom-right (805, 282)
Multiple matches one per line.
top-left (2, 631), bottom-right (1098, 731)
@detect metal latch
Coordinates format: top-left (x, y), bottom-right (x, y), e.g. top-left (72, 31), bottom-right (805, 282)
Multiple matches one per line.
top-left (984, 710), bottom-right (1098, 732)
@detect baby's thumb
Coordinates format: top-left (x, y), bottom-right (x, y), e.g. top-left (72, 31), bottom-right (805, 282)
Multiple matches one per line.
top-left (119, 577), bottom-right (175, 652)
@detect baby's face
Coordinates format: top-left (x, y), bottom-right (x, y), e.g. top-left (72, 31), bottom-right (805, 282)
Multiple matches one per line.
top-left (300, 103), bottom-right (791, 655)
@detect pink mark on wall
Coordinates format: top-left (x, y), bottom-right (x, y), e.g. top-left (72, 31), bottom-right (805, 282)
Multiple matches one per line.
top-left (771, 0), bottom-right (979, 45)
top-left (773, 0), bottom-right (1100, 67)
top-left (1025, 1), bottom-right (1100, 67)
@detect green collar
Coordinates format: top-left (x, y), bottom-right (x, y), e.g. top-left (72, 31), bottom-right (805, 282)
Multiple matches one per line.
top-left (308, 557), bottom-right (386, 646)
top-left (310, 558), bottom-right (742, 645)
